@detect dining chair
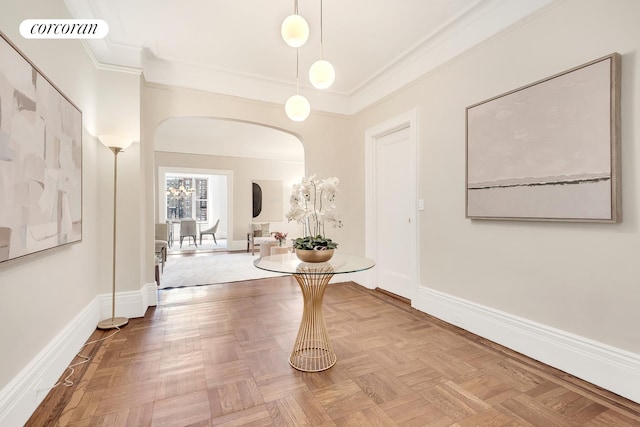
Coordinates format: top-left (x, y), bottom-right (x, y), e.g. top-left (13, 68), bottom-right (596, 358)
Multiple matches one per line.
top-left (165, 219), bottom-right (174, 248)
top-left (200, 218), bottom-right (220, 245)
top-left (179, 219), bottom-right (198, 248)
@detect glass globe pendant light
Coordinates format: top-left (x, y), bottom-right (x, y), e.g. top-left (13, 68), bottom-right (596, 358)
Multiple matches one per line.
top-left (281, 0), bottom-right (309, 48)
top-left (308, 0), bottom-right (335, 89)
top-left (285, 94), bottom-right (310, 121)
top-left (309, 59), bottom-right (335, 90)
top-left (285, 50), bottom-right (310, 121)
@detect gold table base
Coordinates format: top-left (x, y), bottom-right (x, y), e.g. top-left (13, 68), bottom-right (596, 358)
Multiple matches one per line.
top-left (289, 266), bottom-right (336, 372)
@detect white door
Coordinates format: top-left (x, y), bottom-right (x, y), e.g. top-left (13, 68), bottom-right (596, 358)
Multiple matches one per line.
top-left (374, 126), bottom-right (415, 300)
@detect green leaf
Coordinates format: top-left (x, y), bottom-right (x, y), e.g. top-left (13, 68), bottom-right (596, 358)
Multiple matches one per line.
top-left (291, 234), bottom-right (339, 250)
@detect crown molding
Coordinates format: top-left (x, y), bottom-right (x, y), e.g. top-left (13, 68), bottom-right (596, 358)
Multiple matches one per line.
top-left (349, 0), bottom-right (558, 113)
top-left (65, 0), bottom-right (558, 115)
top-left (141, 49), bottom-right (353, 114)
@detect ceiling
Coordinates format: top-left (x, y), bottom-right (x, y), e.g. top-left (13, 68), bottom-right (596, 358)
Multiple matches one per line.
top-left (64, 0), bottom-right (555, 115)
top-left (63, 1), bottom-right (553, 159)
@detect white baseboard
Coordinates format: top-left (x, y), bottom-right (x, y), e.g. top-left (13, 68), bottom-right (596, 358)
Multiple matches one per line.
top-left (0, 284), bottom-right (157, 426)
top-left (416, 287), bottom-right (640, 404)
top-left (0, 298), bottom-right (99, 427)
top-left (330, 270), bottom-right (375, 287)
top-left (99, 282), bottom-right (158, 319)
top-left (143, 282), bottom-right (159, 309)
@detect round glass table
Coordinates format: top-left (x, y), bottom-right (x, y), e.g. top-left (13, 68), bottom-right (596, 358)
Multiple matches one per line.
top-left (254, 252), bottom-right (375, 372)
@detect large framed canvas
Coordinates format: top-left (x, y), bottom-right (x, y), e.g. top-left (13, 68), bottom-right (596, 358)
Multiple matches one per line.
top-left (466, 53), bottom-right (621, 222)
top-left (0, 32), bottom-right (82, 263)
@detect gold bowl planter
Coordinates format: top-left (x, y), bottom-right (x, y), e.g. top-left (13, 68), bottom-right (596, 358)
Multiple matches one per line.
top-left (295, 248), bottom-right (335, 263)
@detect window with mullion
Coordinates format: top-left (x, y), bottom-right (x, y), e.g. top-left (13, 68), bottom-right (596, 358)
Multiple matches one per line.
top-left (195, 178), bottom-right (208, 221)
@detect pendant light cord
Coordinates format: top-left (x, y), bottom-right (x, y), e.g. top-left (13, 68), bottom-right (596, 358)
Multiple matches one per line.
top-left (296, 49), bottom-right (300, 94)
top-left (320, 0), bottom-right (324, 59)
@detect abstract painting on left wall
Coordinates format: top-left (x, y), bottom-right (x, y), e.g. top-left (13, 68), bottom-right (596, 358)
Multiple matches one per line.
top-left (0, 32), bottom-right (82, 263)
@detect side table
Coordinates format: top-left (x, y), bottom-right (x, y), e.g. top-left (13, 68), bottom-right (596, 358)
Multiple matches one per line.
top-left (270, 246), bottom-right (290, 255)
top-left (259, 241), bottom-right (278, 258)
top-left (254, 253), bottom-right (375, 372)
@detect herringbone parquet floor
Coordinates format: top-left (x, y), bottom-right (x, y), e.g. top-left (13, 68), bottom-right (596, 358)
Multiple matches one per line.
top-left (28, 277), bottom-right (640, 426)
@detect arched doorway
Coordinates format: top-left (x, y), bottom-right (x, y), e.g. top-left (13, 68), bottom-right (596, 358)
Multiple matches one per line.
top-left (153, 117), bottom-right (305, 286)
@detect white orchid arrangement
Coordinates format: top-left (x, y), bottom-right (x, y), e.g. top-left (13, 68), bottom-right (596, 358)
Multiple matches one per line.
top-left (286, 175), bottom-right (343, 250)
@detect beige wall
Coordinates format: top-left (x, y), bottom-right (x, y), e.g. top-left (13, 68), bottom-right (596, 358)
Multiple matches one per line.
top-left (3, 0), bottom-right (639, 417)
top-left (353, 0), bottom-right (640, 354)
top-left (0, 0), bottom-right (140, 396)
top-left (140, 83), bottom-right (357, 284)
top-left (154, 151), bottom-right (305, 244)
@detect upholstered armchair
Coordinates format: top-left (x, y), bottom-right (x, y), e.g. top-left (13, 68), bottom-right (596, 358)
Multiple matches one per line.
top-left (247, 222), bottom-right (276, 255)
top-left (154, 223), bottom-right (169, 271)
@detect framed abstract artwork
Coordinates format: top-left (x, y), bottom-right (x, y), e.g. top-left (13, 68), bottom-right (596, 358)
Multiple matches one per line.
top-left (466, 53), bottom-right (621, 222)
top-left (0, 32), bottom-right (82, 263)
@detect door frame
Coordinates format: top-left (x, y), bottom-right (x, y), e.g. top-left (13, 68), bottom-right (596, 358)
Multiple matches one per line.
top-left (157, 166), bottom-right (234, 246)
top-left (364, 109), bottom-right (419, 304)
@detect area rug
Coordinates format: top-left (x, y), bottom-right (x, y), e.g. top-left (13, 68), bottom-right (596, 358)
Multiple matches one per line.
top-left (158, 252), bottom-right (287, 289)
top-left (167, 238), bottom-right (229, 255)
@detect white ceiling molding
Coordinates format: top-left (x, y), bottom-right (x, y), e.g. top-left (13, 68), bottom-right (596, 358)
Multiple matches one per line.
top-left (64, 0), bottom-right (558, 115)
top-left (141, 48), bottom-right (352, 115)
top-left (349, 0), bottom-right (558, 112)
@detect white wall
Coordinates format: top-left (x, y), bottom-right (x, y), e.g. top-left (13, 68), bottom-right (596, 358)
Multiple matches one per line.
top-left (354, 0), bottom-right (640, 402)
top-left (0, 1), bottom-right (143, 424)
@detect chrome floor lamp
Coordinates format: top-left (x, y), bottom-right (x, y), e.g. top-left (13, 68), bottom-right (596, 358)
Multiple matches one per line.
top-left (97, 135), bottom-right (131, 330)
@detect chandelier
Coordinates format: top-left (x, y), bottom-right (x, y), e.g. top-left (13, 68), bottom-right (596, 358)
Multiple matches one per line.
top-left (166, 185), bottom-right (195, 200)
top-left (281, 0), bottom-right (335, 121)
